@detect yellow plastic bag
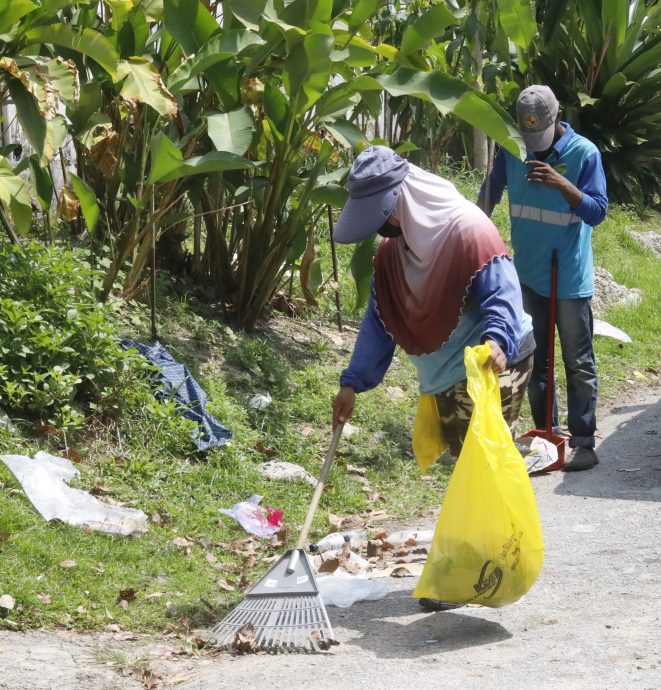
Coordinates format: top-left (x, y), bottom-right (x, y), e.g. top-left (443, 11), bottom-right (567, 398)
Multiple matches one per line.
top-left (412, 394), bottom-right (448, 473)
top-left (413, 343), bottom-right (544, 607)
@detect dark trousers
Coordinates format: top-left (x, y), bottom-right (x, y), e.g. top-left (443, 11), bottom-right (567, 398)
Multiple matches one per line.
top-left (522, 285), bottom-right (597, 448)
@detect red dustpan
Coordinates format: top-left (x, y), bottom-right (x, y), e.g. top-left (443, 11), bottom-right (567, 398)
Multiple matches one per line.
top-left (522, 249), bottom-right (566, 471)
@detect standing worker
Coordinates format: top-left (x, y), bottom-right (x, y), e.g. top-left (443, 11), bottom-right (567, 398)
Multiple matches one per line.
top-left (331, 145), bottom-right (535, 483)
top-left (478, 85), bottom-right (608, 471)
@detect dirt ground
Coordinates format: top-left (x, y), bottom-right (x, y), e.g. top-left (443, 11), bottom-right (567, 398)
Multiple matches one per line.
top-left (1, 387), bottom-right (659, 690)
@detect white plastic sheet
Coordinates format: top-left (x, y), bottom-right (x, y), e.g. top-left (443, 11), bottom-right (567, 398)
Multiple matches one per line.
top-left (0, 452), bottom-right (147, 536)
top-left (317, 570), bottom-right (389, 608)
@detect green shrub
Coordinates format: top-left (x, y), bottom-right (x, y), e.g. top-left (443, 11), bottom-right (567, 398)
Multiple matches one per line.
top-left (0, 243), bottom-right (146, 428)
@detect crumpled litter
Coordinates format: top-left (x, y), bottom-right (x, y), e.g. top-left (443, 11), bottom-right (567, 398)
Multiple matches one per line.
top-left (0, 452), bottom-right (147, 536)
top-left (219, 494), bottom-right (282, 538)
top-left (317, 570), bottom-right (389, 608)
top-left (249, 393), bottom-right (272, 410)
top-left (256, 460), bottom-right (316, 487)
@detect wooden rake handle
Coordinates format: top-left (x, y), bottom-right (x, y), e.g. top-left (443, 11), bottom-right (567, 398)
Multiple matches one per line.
top-left (295, 423), bottom-right (344, 550)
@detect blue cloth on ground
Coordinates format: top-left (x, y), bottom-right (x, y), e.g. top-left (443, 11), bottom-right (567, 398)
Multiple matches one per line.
top-left (121, 339), bottom-right (231, 451)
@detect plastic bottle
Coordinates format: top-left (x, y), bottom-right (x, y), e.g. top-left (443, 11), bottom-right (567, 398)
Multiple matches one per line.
top-left (309, 529), bottom-right (367, 553)
top-left (383, 529), bottom-right (434, 547)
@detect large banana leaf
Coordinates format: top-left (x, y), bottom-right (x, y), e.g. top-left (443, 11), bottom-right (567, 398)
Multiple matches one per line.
top-left (497, 0), bottom-right (537, 51)
top-left (24, 24), bottom-right (119, 78)
top-left (0, 157), bottom-right (32, 235)
top-left (69, 173), bottom-right (100, 233)
top-left (350, 234), bottom-right (381, 311)
top-left (116, 58), bottom-right (178, 117)
top-left (399, 2), bottom-right (457, 56)
top-left (159, 151), bottom-right (258, 182)
top-left (207, 107), bottom-right (255, 156)
top-left (377, 68), bottom-right (526, 159)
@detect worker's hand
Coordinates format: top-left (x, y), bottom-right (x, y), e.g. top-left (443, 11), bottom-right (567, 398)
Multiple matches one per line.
top-left (525, 160), bottom-right (567, 191)
top-left (332, 386), bottom-right (355, 430)
top-left (525, 160), bottom-right (583, 209)
top-left (485, 339), bottom-right (507, 374)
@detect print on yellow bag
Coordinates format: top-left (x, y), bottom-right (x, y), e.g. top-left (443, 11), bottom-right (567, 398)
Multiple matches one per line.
top-left (413, 344), bottom-right (544, 607)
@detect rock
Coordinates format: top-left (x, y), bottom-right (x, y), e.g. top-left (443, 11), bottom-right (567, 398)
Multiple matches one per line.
top-left (342, 422), bottom-right (358, 438)
top-left (256, 461), bottom-right (316, 487)
top-left (629, 230), bottom-right (661, 257)
top-left (0, 409), bottom-right (16, 433)
top-left (592, 267), bottom-right (642, 317)
top-left (0, 594), bottom-right (15, 611)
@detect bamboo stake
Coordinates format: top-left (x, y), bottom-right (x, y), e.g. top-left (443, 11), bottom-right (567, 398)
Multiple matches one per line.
top-left (327, 205), bottom-right (343, 332)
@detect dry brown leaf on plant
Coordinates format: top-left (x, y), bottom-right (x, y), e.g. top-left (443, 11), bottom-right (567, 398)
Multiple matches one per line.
top-left (255, 442), bottom-right (278, 457)
top-left (232, 622), bottom-right (257, 654)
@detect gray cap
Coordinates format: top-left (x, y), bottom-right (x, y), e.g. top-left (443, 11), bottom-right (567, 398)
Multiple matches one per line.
top-left (333, 145), bottom-right (409, 244)
top-left (516, 85), bottom-right (560, 152)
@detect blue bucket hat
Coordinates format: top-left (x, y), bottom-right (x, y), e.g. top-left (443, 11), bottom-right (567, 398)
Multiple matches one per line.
top-left (333, 145), bottom-right (410, 244)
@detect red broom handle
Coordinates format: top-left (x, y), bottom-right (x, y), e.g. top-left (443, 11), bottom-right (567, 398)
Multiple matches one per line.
top-left (546, 250), bottom-right (558, 434)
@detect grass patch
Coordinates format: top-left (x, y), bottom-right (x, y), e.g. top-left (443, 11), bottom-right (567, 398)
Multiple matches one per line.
top-left (0, 167), bottom-right (658, 636)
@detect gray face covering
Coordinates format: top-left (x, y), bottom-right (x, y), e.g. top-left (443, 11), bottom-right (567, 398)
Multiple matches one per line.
top-left (378, 220), bottom-right (403, 238)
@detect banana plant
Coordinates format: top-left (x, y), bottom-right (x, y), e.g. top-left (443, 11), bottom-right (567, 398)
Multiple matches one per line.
top-left (532, 0), bottom-right (661, 206)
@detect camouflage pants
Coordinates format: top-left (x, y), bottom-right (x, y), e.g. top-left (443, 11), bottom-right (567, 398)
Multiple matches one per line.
top-left (434, 354), bottom-right (534, 460)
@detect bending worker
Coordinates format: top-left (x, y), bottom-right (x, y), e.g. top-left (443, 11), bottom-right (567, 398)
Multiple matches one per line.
top-left (331, 147), bottom-right (536, 589)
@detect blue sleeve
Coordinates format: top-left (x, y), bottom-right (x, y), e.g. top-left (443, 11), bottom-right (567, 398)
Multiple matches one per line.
top-left (470, 256), bottom-right (523, 362)
top-left (339, 290), bottom-right (395, 393)
top-left (573, 151), bottom-right (608, 226)
top-left (478, 147), bottom-right (508, 207)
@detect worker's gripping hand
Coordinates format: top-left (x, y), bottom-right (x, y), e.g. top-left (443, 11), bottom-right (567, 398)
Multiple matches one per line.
top-left (332, 386), bottom-right (355, 430)
top-left (485, 339), bottom-right (507, 374)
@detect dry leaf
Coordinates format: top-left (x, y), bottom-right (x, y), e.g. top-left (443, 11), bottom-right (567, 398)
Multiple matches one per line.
top-left (76, 605), bottom-right (87, 614)
top-left (205, 552), bottom-right (218, 565)
top-left (367, 492), bottom-right (383, 504)
top-left (268, 525), bottom-right (290, 548)
top-left (346, 464), bottom-right (367, 476)
top-left (300, 426), bottom-right (314, 437)
top-left (61, 447), bottom-right (83, 464)
top-left (60, 560), bottom-right (77, 570)
top-left (57, 185), bottom-right (79, 221)
top-left (140, 668), bottom-right (160, 690)
top-left (338, 558), bottom-right (360, 575)
top-left (216, 579), bottom-right (235, 592)
top-left (318, 557), bottom-right (340, 574)
top-left (309, 629), bottom-right (340, 651)
top-left (385, 386), bottom-right (407, 400)
top-left (168, 537), bottom-right (192, 554)
top-left (231, 622), bottom-right (257, 654)
top-left (366, 540), bottom-right (383, 558)
top-left (243, 554), bottom-right (257, 570)
top-left (146, 592), bottom-right (165, 599)
top-left (89, 485), bottom-right (112, 496)
top-left (36, 593), bottom-right (51, 605)
top-left (390, 566), bottom-right (413, 578)
top-left (255, 442), bottom-right (278, 458)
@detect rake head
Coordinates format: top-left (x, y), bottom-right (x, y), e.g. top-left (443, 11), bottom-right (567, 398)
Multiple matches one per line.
top-left (207, 548), bottom-right (336, 653)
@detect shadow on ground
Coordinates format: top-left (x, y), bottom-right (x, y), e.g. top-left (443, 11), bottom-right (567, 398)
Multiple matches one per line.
top-left (329, 588), bottom-right (511, 659)
top-left (555, 393), bottom-right (661, 502)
